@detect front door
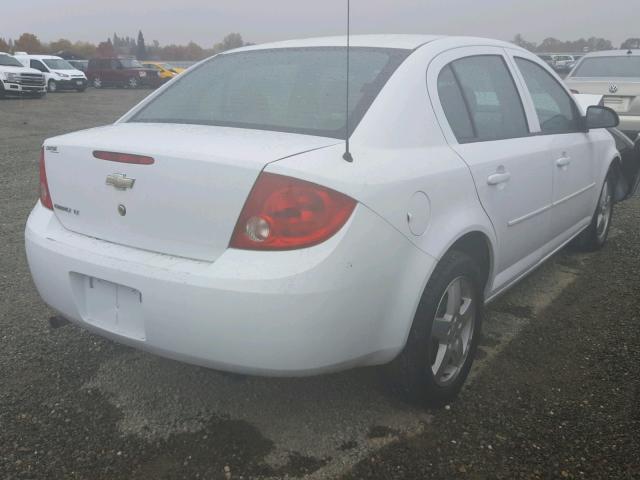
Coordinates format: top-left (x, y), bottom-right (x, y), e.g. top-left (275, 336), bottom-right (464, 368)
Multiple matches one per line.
top-left (511, 55), bottom-right (597, 241)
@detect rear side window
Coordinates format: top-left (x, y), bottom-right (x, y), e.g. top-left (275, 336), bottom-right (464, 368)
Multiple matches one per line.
top-left (438, 55), bottom-right (529, 143)
top-left (515, 58), bottom-right (581, 134)
top-left (437, 65), bottom-right (475, 141)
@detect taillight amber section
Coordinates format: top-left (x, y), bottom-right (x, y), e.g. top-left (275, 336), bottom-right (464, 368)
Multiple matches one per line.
top-left (230, 173), bottom-right (356, 250)
top-left (39, 147), bottom-right (53, 210)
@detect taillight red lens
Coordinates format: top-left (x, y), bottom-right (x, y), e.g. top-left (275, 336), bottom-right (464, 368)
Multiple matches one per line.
top-left (39, 147), bottom-right (53, 210)
top-left (230, 172), bottom-right (356, 250)
top-left (93, 150), bottom-right (154, 165)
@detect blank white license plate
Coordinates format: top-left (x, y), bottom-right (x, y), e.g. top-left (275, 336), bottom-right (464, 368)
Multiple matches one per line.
top-left (80, 276), bottom-right (145, 341)
top-left (604, 96), bottom-right (631, 113)
top-left (76, 80), bottom-right (83, 85)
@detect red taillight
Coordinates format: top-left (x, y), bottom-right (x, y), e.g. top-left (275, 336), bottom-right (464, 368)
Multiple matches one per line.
top-left (39, 147), bottom-right (53, 210)
top-left (230, 172), bottom-right (356, 250)
top-left (93, 150), bottom-right (154, 165)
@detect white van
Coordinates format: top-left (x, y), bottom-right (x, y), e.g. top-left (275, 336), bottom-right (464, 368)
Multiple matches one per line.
top-left (13, 53), bottom-right (87, 92)
top-left (0, 53), bottom-right (46, 98)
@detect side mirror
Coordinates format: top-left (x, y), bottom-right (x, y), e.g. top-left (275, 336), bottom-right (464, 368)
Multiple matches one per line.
top-left (586, 105), bottom-right (619, 130)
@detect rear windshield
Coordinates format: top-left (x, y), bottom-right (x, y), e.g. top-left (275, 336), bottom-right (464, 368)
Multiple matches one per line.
top-left (572, 56), bottom-right (640, 78)
top-left (129, 47), bottom-right (410, 139)
top-left (43, 58), bottom-right (74, 70)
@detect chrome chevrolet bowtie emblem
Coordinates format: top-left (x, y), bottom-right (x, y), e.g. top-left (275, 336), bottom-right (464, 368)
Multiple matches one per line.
top-left (106, 173), bottom-right (135, 190)
top-left (609, 84), bottom-right (618, 94)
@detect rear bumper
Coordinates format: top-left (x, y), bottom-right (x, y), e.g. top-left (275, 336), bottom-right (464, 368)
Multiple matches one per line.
top-left (25, 203), bottom-right (434, 376)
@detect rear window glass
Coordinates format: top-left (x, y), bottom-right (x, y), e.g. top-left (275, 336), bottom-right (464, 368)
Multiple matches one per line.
top-left (129, 47), bottom-right (410, 139)
top-left (572, 56), bottom-right (640, 78)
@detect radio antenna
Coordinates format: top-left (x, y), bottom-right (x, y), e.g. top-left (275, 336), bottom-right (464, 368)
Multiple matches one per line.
top-left (342, 0), bottom-right (354, 163)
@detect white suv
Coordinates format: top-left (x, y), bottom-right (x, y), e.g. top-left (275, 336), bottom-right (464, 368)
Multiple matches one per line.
top-left (0, 53), bottom-right (46, 98)
top-left (25, 36), bottom-right (638, 406)
top-left (13, 53), bottom-right (88, 92)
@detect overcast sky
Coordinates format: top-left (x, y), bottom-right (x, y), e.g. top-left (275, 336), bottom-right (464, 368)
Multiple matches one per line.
top-left (2, 0), bottom-right (637, 47)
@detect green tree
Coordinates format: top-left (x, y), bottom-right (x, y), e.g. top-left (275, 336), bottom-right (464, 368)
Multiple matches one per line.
top-left (49, 38), bottom-right (73, 54)
top-left (136, 30), bottom-right (147, 59)
top-left (96, 39), bottom-right (115, 58)
top-left (0, 37), bottom-right (10, 53)
top-left (14, 33), bottom-right (44, 53)
top-left (213, 33), bottom-right (244, 53)
top-left (512, 34), bottom-right (537, 52)
top-left (621, 38), bottom-right (640, 50)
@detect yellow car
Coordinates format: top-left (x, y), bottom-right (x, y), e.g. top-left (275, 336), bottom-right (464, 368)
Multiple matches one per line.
top-left (141, 62), bottom-right (184, 82)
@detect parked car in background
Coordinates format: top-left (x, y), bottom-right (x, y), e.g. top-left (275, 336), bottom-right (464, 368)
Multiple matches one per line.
top-left (142, 61), bottom-right (185, 75)
top-left (538, 54), bottom-right (557, 69)
top-left (551, 54), bottom-right (576, 72)
top-left (140, 61), bottom-right (179, 83)
top-left (565, 50), bottom-right (640, 135)
top-left (13, 53), bottom-right (87, 92)
top-left (574, 94), bottom-right (640, 197)
top-left (67, 59), bottom-right (89, 73)
top-left (27, 35), bottom-right (635, 407)
top-left (87, 57), bottom-right (161, 89)
top-left (0, 53), bottom-right (46, 98)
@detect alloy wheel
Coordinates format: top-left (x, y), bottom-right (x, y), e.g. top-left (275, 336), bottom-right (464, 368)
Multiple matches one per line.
top-left (429, 276), bottom-right (476, 387)
top-left (596, 179), bottom-right (612, 242)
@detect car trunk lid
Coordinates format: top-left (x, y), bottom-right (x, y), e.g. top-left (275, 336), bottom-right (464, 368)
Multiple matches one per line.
top-left (43, 123), bottom-right (338, 261)
top-left (567, 79), bottom-right (640, 114)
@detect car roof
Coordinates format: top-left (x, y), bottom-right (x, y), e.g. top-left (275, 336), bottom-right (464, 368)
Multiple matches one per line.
top-left (15, 54), bottom-right (63, 60)
top-left (226, 34), bottom-right (525, 55)
top-left (581, 49), bottom-right (640, 58)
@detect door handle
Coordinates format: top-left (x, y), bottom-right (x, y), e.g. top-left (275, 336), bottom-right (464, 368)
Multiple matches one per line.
top-left (556, 156), bottom-right (572, 167)
top-left (487, 171), bottom-right (511, 185)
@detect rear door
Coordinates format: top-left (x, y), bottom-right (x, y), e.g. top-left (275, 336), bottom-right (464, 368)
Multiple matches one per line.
top-left (511, 53), bottom-right (598, 242)
top-left (429, 47), bottom-right (554, 291)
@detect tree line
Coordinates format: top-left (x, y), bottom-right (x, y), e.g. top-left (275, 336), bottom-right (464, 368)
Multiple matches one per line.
top-left (0, 31), bottom-right (249, 61)
top-left (512, 34), bottom-right (640, 53)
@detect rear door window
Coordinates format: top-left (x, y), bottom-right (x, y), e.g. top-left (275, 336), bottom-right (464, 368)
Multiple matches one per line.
top-left (437, 55), bottom-right (529, 143)
top-left (515, 57), bottom-right (581, 134)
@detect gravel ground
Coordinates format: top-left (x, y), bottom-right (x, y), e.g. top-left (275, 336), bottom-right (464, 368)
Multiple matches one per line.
top-left (1, 90), bottom-right (639, 479)
top-left (343, 197), bottom-right (640, 479)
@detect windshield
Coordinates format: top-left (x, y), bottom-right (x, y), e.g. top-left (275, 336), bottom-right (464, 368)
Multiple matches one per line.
top-left (119, 58), bottom-right (143, 68)
top-left (572, 56), bottom-right (640, 78)
top-left (0, 54), bottom-right (23, 67)
top-left (129, 47), bottom-right (410, 139)
top-left (43, 58), bottom-right (75, 70)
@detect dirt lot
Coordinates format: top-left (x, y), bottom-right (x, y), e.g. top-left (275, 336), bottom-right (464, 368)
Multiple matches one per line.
top-left (1, 90), bottom-right (639, 479)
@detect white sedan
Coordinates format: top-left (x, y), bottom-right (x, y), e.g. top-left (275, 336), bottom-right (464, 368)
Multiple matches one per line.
top-left (26, 35), bottom-right (637, 406)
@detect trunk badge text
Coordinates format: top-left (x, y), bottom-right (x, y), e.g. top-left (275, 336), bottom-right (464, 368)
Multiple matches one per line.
top-left (106, 173), bottom-right (136, 190)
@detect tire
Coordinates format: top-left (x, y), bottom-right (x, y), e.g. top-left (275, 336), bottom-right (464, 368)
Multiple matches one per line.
top-left (572, 173), bottom-right (614, 252)
top-left (127, 77), bottom-right (139, 89)
top-left (385, 250), bottom-right (483, 408)
top-left (76, 86), bottom-right (87, 92)
top-left (47, 80), bottom-right (57, 93)
top-left (92, 77), bottom-right (102, 89)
